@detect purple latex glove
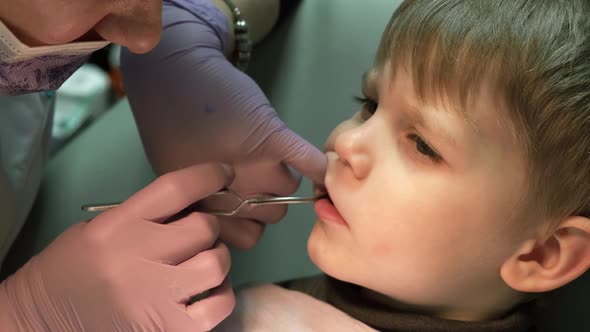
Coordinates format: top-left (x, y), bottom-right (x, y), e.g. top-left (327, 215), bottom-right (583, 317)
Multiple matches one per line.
top-left (120, 0), bottom-right (327, 249)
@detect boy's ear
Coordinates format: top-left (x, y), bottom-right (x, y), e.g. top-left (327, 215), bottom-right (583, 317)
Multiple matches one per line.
top-left (500, 216), bottom-right (590, 293)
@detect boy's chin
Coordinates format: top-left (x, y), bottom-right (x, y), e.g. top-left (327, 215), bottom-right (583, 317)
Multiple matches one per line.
top-left (306, 222), bottom-right (353, 282)
top-left (306, 221), bottom-right (325, 265)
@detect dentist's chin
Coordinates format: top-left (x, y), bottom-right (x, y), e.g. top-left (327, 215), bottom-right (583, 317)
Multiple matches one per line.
top-left (94, 17), bottom-right (162, 54)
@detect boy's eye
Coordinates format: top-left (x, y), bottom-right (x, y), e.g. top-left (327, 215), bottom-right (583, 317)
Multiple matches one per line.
top-left (354, 96), bottom-right (378, 115)
top-left (408, 134), bottom-right (442, 163)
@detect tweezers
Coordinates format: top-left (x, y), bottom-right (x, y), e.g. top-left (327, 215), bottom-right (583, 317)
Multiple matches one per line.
top-left (81, 188), bottom-right (327, 216)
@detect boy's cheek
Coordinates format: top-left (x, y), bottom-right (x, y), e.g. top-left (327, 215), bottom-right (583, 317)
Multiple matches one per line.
top-left (369, 239), bottom-right (394, 258)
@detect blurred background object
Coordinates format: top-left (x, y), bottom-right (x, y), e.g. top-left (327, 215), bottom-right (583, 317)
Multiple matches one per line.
top-left (51, 45), bottom-right (124, 153)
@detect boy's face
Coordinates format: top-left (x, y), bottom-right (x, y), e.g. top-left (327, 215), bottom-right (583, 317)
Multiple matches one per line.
top-left (308, 66), bottom-right (532, 320)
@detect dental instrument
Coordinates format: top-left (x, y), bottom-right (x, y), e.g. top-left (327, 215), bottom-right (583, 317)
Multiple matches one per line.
top-left (81, 188), bottom-right (327, 216)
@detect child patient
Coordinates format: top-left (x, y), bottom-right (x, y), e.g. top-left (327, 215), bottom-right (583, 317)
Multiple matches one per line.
top-left (217, 0), bottom-right (590, 330)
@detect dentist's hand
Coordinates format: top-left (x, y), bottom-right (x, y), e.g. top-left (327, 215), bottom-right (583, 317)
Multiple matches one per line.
top-left (0, 164), bottom-right (235, 332)
top-left (121, 2), bottom-right (327, 249)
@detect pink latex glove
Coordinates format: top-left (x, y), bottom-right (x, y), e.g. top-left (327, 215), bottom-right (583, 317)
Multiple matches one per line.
top-left (120, 0), bottom-right (327, 249)
top-left (0, 164), bottom-right (235, 332)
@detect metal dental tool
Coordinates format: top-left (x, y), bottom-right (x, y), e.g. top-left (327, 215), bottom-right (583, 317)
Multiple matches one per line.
top-left (81, 188), bottom-right (327, 216)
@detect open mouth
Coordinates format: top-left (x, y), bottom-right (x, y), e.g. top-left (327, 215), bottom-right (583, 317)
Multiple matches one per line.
top-left (314, 184), bottom-right (332, 203)
top-left (312, 184), bottom-right (347, 227)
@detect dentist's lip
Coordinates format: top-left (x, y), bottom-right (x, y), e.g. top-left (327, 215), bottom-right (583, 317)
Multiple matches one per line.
top-left (313, 184), bottom-right (348, 227)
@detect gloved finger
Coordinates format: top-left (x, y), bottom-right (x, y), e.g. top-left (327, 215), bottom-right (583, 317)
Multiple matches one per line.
top-left (212, 161), bottom-right (296, 227)
top-left (261, 119), bottom-right (327, 185)
top-left (135, 212), bottom-right (220, 265)
top-left (218, 217), bottom-right (266, 249)
top-left (116, 163), bottom-right (234, 222)
top-left (232, 162), bottom-right (301, 196)
top-left (185, 278), bottom-right (235, 332)
top-left (232, 203), bottom-right (288, 224)
top-left (175, 242), bottom-right (231, 299)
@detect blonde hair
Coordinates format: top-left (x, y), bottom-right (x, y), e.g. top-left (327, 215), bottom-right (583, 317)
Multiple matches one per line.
top-left (376, 0), bottom-right (590, 223)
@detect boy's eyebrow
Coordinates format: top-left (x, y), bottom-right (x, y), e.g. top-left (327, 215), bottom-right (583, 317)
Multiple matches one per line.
top-left (361, 70), bottom-right (377, 96)
top-left (404, 103), bottom-right (459, 148)
top-left (383, 72), bottom-right (463, 148)
top-left (367, 67), bottom-right (464, 148)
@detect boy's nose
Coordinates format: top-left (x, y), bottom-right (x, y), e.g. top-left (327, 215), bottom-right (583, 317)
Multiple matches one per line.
top-left (333, 124), bottom-right (373, 179)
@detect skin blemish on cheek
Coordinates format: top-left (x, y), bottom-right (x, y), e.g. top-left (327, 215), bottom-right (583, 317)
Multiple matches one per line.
top-left (370, 240), bottom-right (394, 257)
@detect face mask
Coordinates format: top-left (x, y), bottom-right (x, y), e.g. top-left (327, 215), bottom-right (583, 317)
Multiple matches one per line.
top-left (0, 20), bottom-right (109, 96)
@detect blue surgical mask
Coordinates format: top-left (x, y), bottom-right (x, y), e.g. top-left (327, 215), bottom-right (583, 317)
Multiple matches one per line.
top-left (0, 20), bottom-right (109, 95)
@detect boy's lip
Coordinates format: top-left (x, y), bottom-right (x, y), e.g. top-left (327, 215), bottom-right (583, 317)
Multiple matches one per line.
top-left (312, 183), bottom-right (348, 227)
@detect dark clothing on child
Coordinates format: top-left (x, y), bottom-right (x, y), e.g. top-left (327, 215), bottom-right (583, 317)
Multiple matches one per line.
top-left (280, 274), bottom-right (536, 332)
